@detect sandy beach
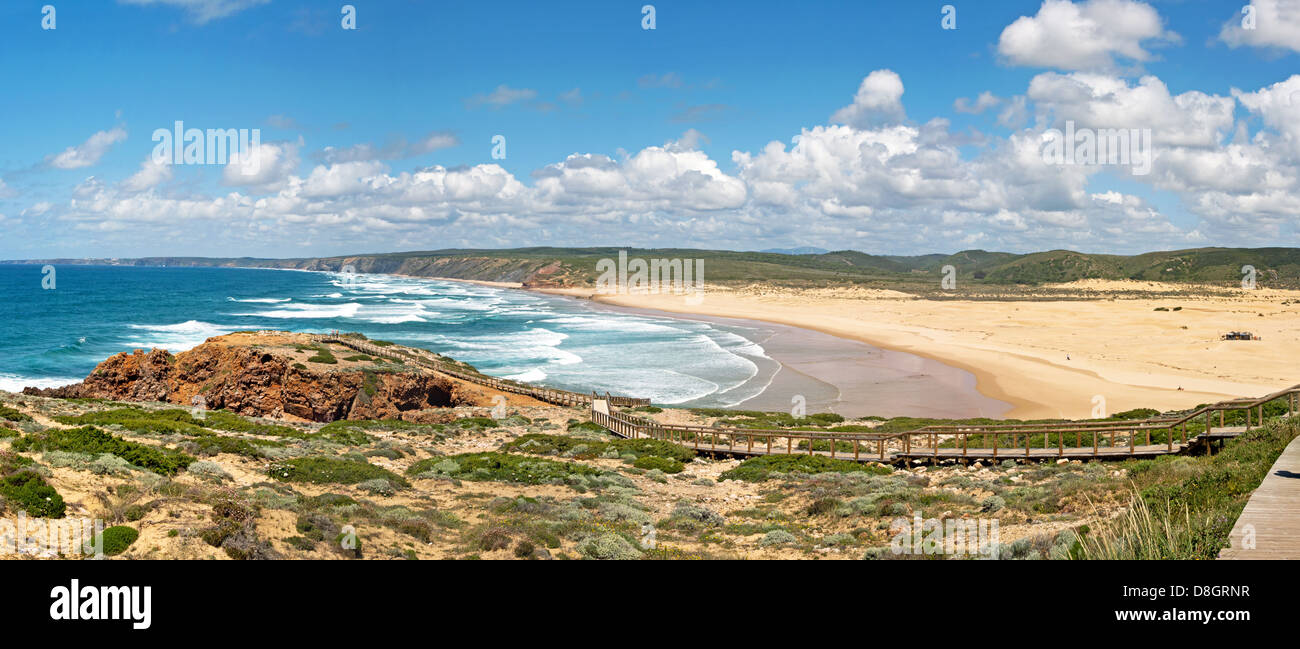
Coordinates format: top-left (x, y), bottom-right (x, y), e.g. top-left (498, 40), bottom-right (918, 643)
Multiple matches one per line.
top-left (535, 281), bottom-right (1300, 420)
top-left (581, 302), bottom-right (1010, 419)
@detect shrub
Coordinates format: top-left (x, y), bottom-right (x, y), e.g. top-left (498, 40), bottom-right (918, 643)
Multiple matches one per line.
top-left (357, 478), bottom-right (396, 496)
top-left (566, 421), bottom-right (607, 434)
top-left (480, 528), bottom-right (512, 551)
top-left (269, 457), bottom-right (409, 487)
top-left (450, 417), bottom-right (498, 430)
top-left (501, 434), bottom-right (693, 463)
top-left (632, 456), bottom-right (684, 473)
top-left (806, 497), bottom-right (845, 516)
top-left (406, 452), bottom-right (602, 485)
top-left (0, 405), bottom-right (33, 422)
top-left (671, 501), bottom-right (724, 527)
top-left (0, 470), bottom-right (66, 518)
top-left (759, 530), bottom-right (798, 546)
top-left (285, 536), bottom-right (315, 551)
top-left (187, 461), bottom-right (231, 482)
top-left (514, 540), bottom-right (536, 558)
top-left (12, 427), bottom-right (194, 476)
top-left (307, 346), bottom-right (337, 364)
top-left (580, 533), bottom-right (641, 560)
top-left (191, 433), bottom-right (262, 458)
top-left (719, 455), bottom-right (892, 482)
top-left (981, 496), bottom-right (1006, 512)
top-left (96, 526), bottom-right (139, 556)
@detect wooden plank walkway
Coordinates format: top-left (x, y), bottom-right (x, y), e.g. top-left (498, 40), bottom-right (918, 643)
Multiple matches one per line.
top-left (1219, 433), bottom-right (1300, 559)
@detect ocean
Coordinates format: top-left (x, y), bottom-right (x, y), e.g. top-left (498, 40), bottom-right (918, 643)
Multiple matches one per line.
top-left (0, 264), bottom-right (779, 406)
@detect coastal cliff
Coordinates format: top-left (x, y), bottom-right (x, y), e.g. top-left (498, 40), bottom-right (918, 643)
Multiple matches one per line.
top-left (23, 333), bottom-right (483, 422)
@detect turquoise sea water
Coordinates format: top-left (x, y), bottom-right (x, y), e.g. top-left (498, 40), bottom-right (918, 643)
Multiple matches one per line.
top-left (0, 264), bottom-right (778, 406)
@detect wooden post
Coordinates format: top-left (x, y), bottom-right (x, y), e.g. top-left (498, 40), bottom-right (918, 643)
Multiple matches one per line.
top-left (1058, 431), bottom-right (1063, 457)
top-left (853, 439), bottom-right (859, 461)
top-left (1093, 431), bottom-right (1098, 457)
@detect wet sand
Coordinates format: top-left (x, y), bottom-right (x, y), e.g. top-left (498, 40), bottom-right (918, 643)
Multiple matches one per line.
top-left (577, 301), bottom-right (1010, 419)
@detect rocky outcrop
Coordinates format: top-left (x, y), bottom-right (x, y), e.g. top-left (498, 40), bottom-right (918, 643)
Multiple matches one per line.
top-left (24, 341), bottom-right (474, 422)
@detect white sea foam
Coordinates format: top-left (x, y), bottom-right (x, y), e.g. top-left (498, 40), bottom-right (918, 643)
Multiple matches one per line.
top-left (232, 303), bottom-right (363, 319)
top-left (0, 374), bottom-right (81, 393)
top-left (503, 368), bottom-right (548, 382)
top-left (227, 297), bottom-right (292, 303)
top-left (125, 320), bottom-right (239, 351)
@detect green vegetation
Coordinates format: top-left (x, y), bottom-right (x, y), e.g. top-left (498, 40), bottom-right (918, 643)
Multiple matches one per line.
top-left (690, 409), bottom-right (845, 429)
top-left (407, 451), bottom-right (603, 485)
top-left (55, 407), bottom-right (304, 439)
top-left (96, 526), bottom-right (139, 556)
top-left (719, 454), bottom-right (892, 482)
top-left (93, 246), bottom-right (1300, 293)
top-left (0, 404), bottom-right (33, 422)
top-left (500, 433), bottom-right (695, 464)
top-left (632, 456), bottom-right (684, 473)
top-left (306, 345), bottom-right (337, 364)
top-left (56, 408), bottom-right (206, 435)
top-left (1082, 417), bottom-right (1300, 559)
top-left (12, 427), bottom-right (194, 476)
top-left (0, 452), bottom-right (66, 518)
top-left (269, 457), bottom-right (409, 487)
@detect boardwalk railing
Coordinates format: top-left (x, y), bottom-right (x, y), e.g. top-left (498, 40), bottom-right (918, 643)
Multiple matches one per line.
top-left (312, 335), bottom-right (650, 408)
top-left (591, 404), bottom-right (897, 462)
top-left (592, 382), bottom-right (1300, 464)
top-left (888, 384), bottom-right (1300, 461)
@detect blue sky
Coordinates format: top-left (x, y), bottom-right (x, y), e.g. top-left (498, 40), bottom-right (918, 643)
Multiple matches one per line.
top-left (1, 0), bottom-right (1299, 258)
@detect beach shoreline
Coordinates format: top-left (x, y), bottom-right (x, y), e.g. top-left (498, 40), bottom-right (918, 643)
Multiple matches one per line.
top-left (392, 272), bottom-right (1008, 418)
top-left (528, 283), bottom-right (1299, 420)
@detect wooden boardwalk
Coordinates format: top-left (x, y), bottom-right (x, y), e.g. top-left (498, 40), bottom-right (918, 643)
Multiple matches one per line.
top-left (1219, 434), bottom-right (1300, 559)
top-left (590, 385), bottom-right (1300, 467)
